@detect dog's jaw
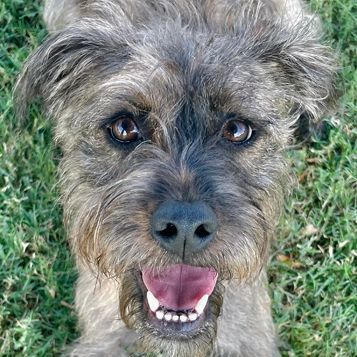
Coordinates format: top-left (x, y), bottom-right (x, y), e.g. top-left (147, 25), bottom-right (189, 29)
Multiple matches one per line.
top-left (116, 268), bottom-right (221, 355)
top-left (140, 264), bottom-right (217, 336)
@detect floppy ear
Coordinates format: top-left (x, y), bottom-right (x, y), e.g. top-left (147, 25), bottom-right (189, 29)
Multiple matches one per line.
top-left (277, 34), bottom-right (337, 140)
top-left (14, 22), bottom-right (131, 121)
top-left (234, 0), bottom-right (338, 142)
top-left (256, 18), bottom-right (338, 141)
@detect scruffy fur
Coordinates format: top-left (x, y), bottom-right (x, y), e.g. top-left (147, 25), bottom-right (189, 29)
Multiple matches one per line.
top-left (16, 0), bottom-right (336, 356)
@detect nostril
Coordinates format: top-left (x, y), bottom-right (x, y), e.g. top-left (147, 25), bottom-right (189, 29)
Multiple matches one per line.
top-left (157, 223), bottom-right (178, 239)
top-left (151, 201), bottom-right (217, 255)
top-left (194, 224), bottom-right (211, 239)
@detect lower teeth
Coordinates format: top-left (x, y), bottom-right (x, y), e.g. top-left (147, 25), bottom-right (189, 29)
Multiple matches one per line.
top-left (155, 310), bottom-right (164, 320)
top-left (179, 314), bottom-right (188, 323)
top-left (155, 309), bottom-right (196, 323)
top-left (147, 291), bottom-right (209, 324)
top-left (172, 315), bottom-right (179, 322)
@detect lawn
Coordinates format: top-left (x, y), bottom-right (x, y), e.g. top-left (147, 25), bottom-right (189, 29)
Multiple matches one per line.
top-left (0, 0), bottom-right (355, 356)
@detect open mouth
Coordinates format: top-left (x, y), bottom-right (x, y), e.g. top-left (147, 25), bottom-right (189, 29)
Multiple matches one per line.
top-left (140, 264), bottom-right (218, 335)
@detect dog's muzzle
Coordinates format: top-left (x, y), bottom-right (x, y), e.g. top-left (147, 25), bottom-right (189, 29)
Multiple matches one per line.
top-left (141, 264), bottom-right (218, 332)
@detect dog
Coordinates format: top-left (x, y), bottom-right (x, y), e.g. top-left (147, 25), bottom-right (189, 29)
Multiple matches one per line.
top-left (16, 0), bottom-right (336, 355)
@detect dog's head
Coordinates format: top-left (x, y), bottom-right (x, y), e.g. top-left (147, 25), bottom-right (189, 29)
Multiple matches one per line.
top-left (16, 1), bottom-right (336, 354)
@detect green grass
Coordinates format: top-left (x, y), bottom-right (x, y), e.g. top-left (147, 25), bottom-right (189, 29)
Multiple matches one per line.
top-left (0, 0), bottom-right (355, 356)
top-left (0, 3), bottom-right (77, 355)
top-left (269, 1), bottom-right (356, 355)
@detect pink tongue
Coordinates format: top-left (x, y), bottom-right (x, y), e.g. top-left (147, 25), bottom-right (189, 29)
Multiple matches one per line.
top-left (142, 264), bottom-right (217, 310)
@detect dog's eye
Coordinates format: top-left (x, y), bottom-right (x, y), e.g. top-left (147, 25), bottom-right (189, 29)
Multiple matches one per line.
top-left (222, 120), bottom-right (253, 144)
top-left (109, 117), bottom-right (141, 143)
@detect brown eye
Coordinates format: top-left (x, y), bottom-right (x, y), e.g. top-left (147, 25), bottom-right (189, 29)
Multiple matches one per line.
top-left (222, 120), bottom-right (253, 143)
top-left (110, 117), bottom-right (141, 143)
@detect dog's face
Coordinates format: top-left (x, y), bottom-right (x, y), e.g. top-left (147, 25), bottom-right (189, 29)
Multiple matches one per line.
top-left (17, 2), bottom-right (335, 354)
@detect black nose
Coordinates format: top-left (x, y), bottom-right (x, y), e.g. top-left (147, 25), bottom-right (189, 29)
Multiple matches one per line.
top-left (151, 201), bottom-right (217, 257)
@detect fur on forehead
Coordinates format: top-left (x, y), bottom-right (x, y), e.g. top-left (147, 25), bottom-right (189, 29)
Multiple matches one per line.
top-left (16, 0), bottom-right (336, 140)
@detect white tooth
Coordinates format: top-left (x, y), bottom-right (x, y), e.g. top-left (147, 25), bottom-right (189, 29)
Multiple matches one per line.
top-left (188, 312), bottom-right (198, 321)
top-left (147, 291), bottom-right (160, 312)
top-left (172, 314), bottom-right (179, 322)
top-left (164, 312), bottom-right (172, 321)
top-left (195, 294), bottom-right (209, 315)
top-left (179, 314), bottom-right (188, 323)
top-left (156, 310), bottom-right (164, 320)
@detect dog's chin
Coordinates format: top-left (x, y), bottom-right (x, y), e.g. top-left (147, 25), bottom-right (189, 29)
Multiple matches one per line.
top-left (129, 264), bottom-right (220, 343)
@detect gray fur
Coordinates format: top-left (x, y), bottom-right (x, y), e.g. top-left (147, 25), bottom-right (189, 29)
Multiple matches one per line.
top-left (16, 0), bottom-right (336, 355)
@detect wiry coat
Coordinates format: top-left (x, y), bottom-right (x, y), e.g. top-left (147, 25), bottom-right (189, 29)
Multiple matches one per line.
top-left (16, 0), bottom-right (336, 356)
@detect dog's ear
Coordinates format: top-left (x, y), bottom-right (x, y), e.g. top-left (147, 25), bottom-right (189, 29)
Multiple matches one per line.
top-left (261, 21), bottom-right (338, 141)
top-left (279, 36), bottom-right (337, 141)
top-left (14, 23), bottom-right (131, 120)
